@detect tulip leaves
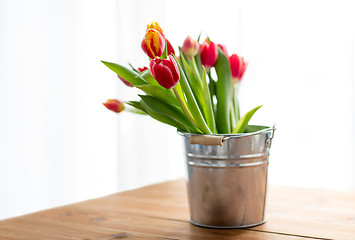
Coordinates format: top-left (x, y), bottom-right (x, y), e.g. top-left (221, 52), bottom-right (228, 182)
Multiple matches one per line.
top-left (102, 50), bottom-right (263, 134)
top-left (232, 105), bottom-right (262, 134)
top-left (139, 95), bottom-right (198, 133)
top-left (101, 61), bottom-right (147, 86)
top-left (214, 49), bottom-right (233, 133)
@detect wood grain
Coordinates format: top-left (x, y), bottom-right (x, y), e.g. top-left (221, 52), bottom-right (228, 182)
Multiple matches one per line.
top-left (0, 179), bottom-right (354, 240)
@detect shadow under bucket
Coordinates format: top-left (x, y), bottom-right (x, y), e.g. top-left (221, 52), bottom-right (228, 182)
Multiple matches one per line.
top-left (180, 126), bottom-right (275, 228)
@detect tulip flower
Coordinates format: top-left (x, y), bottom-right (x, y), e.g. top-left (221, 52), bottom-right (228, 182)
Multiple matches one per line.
top-left (218, 44), bottom-right (228, 56)
top-left (200, 40), bottom-right (218, 71)
top-left (150, 55), bottom-right (180, 89)
top-left (141, 29), bottom-right (165, 59)
top-left (181, 36), bottom-right (199, 57)
top-left (117, 74), bottom-right (134, 87)
top-left (138, 66), bottom-right (148, 72)
top-left (229, 54), bottom-right (248, 83)
top-left (103, 99), bottom-right (125, 113)
top-left (146, 22), bottom-right (174, 57)
top-left (147, 22), bottom-right (165, 37)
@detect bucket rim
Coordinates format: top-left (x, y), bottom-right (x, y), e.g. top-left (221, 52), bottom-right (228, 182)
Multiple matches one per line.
top-left (178, 125), bottom-right (276, 139)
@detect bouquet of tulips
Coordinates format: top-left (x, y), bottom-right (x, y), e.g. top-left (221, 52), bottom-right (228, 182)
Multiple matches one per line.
top-left (102, 22), bottom-right (263, 134)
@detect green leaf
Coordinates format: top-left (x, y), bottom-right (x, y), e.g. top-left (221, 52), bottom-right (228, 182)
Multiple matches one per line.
top-left (140, 95), bottom-right (199, 133)
top-left (172, 55), bottom-right (212, 134)
top-left (139, 70), bottom-right (160, 87)
top-left (232, 105), bottom-right (263, 134)
top-left (128, 63), bottom-right (140, 73)
top-left (201, 67), bottom-right (217, 133)
top-left (174, 81), bottom-right (188, 110)
top-left (137, 84), bottom-right (180, 108)
top-left (215, 49), bottom-right (233, 133)
top-left (180, 52), bottom-right (205, 117)
top-left (101, 61), bottom-right (147, 86)
top-left (244, 125), bottom-right (269, 133)
top-left (197, 31), bottom-right (202, 42)
top-left (126, 101), bottom-right (147, 113)
top-left (140, 101), bottom-right (189, 132)
top-left (194, 52), bottom-right (203, 77)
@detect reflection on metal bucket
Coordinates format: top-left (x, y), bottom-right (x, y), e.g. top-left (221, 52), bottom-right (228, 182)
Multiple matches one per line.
top-left (180, 126), bottom-right (275, 228)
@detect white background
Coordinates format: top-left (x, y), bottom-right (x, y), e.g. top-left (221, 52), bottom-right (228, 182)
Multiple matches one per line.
top-left (0, 0), bottom-right (354, 220)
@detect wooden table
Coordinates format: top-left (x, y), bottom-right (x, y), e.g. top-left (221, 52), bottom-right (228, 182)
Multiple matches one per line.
top-left (1, 179), bottom-right (355, 240)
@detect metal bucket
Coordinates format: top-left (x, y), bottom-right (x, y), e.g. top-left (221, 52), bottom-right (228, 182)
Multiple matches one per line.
top-left (180, 126), bottom-right (275, 228)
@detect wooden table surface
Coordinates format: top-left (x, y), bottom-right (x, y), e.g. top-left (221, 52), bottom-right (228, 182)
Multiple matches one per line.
top-left (1, 179), bottom-right (355, 240)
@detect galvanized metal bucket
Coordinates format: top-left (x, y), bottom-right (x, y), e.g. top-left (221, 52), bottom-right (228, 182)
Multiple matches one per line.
top-left (180, 126), bottom-right (275, 228)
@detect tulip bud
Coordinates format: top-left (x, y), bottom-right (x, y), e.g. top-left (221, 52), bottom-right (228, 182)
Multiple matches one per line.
top-left (138, 66), bottom-right (148, 72)
top-left (218, 44), bottom-right (228, 56)
top-left (117, 74), bottom-right (134, 87)
top-left (141, 29), bottom-right (165, 59)
top-left (103, 99), bottom-right (125, 113)
top-left (166, 39), bottom-right (175, 56)
top-left (149, 55), bottom-right (180, 89)
top-left (200, 40), bottom-right (218, 71)
top-left (229, 54), bottom-right (248, 83)
top-left (147, 22), bottom-right (164, 37)
top-left (181, 35), bottom-right (199, 57)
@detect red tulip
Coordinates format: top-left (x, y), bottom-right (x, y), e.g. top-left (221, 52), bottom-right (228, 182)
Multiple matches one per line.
top-left (181, 35), bottom-right (199, 57)
top-left (138, 66), bottom-right (148, 72)
top-left (200, 41), bottom-right (218, 71)
top-left (166, 39), bottom-right (175, 56)
top-left (117, 75), bottom-right (133, 87)
top-left (150, 55), bottom-right (180, 89)
top-left (229, 54), bottom-right (248, 83)
top-left (218, 44), bottom-right (228, 56)
top-left (141, 29), bottom-right (165, 59)
top-left (103, 99), bottom-right (125, 113)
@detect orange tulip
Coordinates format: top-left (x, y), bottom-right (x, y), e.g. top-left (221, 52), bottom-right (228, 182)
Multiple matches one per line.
top-left (141, 29), bottom-right (165, 59)
top-left (146, 22), bottom-right (165, 37)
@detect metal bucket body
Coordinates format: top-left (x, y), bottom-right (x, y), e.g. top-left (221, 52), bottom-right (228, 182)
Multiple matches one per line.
top-left (181, 127), bottom-right (275, 228)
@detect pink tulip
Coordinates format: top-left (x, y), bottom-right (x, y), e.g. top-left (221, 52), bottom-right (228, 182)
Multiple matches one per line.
top-left (141, 29), bottom-right (165, 59)
top-left (200, 40), bottom-right (218, 71)
top-left (103, 99), bottom-right (125, 113)
top-left (181, 35), bottom-right (199, 57)
top-left (229, 54), bottom-right (248, 83)
top-left (150, 55), bottom-right (180, 89)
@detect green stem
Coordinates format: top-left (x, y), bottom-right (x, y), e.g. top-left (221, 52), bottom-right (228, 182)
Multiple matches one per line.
top-left (191, 57), bottom-right (201, 81)
top-left (208, 71), bottom-right (215, 105)
top-left (234, 84), bottom-right (240, 121)
top-left (172, 55), bottom-right (212, 134)
top-left (173, 87), bottom-right (198, 128)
